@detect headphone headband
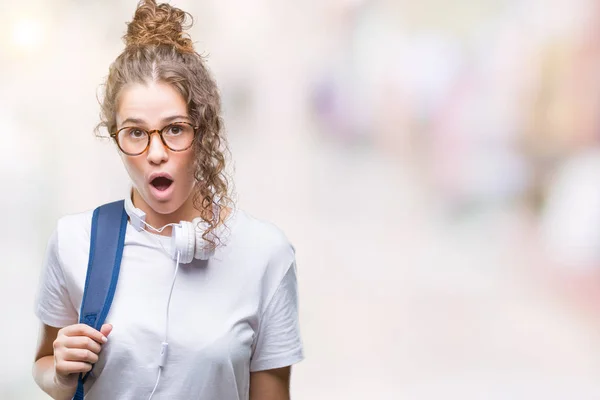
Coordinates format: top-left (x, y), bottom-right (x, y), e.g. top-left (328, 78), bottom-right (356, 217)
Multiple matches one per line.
top-left (124, 192), bottom-right (147, 232)
top-left (122, 190), bottom-right (219, 261)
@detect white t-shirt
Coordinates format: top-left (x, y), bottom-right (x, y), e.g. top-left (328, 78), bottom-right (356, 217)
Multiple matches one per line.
top-left (34, 204), bottom-right (304, 399)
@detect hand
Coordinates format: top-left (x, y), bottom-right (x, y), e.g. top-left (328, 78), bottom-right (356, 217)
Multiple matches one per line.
top-left (52, 323), bottom-right (113, 389)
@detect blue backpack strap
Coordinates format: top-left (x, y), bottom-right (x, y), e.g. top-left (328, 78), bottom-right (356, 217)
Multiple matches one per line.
top-left (73, 200), bottom-right (127, 400)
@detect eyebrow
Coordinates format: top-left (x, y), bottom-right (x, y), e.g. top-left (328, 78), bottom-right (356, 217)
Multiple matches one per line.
top-left (120, 115), bottom-right (191, 127)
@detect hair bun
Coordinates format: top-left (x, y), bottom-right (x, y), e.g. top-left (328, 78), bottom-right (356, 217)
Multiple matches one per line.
top-left (124, 0), bottom-right (194, 53)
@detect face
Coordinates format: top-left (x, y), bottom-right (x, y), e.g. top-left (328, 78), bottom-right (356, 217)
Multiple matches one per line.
top-left (115, 81), bottom-right (197, 217)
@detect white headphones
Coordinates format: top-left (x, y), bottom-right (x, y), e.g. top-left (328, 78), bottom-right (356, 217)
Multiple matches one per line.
top-left (124, 193), bottom-right (215, 262)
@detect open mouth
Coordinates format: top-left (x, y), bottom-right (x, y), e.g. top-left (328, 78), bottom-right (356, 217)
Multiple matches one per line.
top-left (150, 176), bottom-right (173, 191)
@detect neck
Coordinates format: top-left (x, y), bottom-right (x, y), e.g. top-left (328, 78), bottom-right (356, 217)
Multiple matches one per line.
top-left (131, 188), bottom-right (199, 236)
top-left (130, 187), bottom-right (230, 237)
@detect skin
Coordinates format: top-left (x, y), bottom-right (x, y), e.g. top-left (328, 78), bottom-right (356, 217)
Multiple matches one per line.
top-left (32, 323), bottom-right (113, 400)
top-left (33, 81), bottom-right (291, 399)
top-left (117, 81), bottom-right (200, 236)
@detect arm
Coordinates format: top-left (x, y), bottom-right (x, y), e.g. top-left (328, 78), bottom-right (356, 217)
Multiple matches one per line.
top-left (249, 366), bottom-right (291, 400)
top-left (32, 322), bottom-right (112, 400)
top-left (33, 323), bottom-right (76, 400)
top-left (249, 257), bottom-right (303, 399)
top-left (33, 226), bottom-right (111, 399)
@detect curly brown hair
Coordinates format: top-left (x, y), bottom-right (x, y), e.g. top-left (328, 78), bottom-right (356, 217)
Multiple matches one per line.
top-left (95, 0), bottom-right (235, 250)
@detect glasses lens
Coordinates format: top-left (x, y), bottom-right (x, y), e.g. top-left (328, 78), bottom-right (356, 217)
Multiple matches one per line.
top-left (118, 127), bottom-right (148, 154)
top-left (162, 123), bottom-right (195, 151)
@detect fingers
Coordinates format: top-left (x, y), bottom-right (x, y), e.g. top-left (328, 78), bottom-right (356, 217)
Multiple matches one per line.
top-left (59, 324), bottom-right (108, 344)
top-left (62, 336), bottom-right (102, 354)
top-left (53, 323), bottom-right (113, 380)
top-left (100, 323), bottom-right (113, 338)
top-left (63, 348), bottom-right (99, 364)
top-left (55, 360), bottom-right (93, 376)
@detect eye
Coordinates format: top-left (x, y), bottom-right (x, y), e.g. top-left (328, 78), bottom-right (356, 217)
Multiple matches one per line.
top-left (168, 125), bottom-right (183, 135)
top-left (129, 128), bottom-right (146, 138)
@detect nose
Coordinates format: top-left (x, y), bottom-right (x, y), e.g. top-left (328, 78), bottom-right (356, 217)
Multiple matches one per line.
top-left (146, 132), bottom-right (168, 165)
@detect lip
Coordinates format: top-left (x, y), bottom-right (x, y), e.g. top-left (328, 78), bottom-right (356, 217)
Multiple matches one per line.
top-left (148, 172), bottom-right (175, 202)
top-left (148, 171), bottom-right (174, 184)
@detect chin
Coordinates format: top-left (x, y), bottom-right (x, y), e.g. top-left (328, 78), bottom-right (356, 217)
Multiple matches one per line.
top-left (149, 197), bottom-right (183, 215)
top-left (150, 202), bottom-right (177, 215)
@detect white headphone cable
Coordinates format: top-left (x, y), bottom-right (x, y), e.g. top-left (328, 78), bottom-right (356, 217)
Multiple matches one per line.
top-left (138, 219), bottom-right (179, 261)
top-left (148, 250), bottom-right (181, 400)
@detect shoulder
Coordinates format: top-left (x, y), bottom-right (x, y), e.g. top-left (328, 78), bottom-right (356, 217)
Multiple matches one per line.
top-left (51, 208), bottom-right (96, 265)
top-left (57, 208), bottom-right (95, 229)
top-left (55, 208), bottom-right (95, 241)
top-left (224, 209), bottom-right (297, 293)
top-left (231, 209), bottom-right (296, 265)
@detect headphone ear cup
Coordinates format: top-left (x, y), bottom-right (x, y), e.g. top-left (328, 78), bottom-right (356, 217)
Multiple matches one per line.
top-left (192, 218), bottom-right (214, 260)
top-left (172, 222), bottom-right (195, 264)
top-left (194, 231), bottom-right (214, 260)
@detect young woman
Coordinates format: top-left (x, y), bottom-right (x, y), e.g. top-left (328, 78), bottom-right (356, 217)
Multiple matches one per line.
top-left (32, 1), bottom-right (304, 399)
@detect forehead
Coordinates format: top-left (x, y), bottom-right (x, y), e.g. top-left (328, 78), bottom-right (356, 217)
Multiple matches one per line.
top-left (116, 81), bottom-right (188, 126)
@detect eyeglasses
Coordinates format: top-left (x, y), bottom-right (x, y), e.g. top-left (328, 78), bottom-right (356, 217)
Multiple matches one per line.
top-left (110, 122), bottom-right (198, 156)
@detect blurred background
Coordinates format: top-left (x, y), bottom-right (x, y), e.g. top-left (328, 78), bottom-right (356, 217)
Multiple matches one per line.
top-left (3, 0), bottom-right (600, 398)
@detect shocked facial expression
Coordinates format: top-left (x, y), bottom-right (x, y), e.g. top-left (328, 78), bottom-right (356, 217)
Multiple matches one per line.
top-left (115, 80), bottom-right (197, 216)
